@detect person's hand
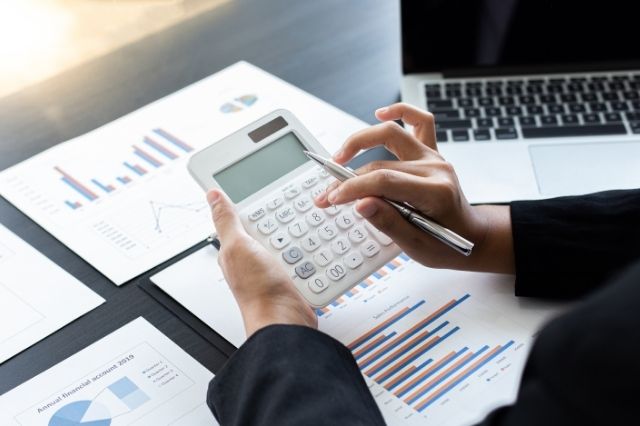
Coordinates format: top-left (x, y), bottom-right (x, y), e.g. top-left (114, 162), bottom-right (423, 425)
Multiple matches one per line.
top-left (315, 103), bottom-right (514, 273)
top-left (207, 189), bottom-right (317, 337)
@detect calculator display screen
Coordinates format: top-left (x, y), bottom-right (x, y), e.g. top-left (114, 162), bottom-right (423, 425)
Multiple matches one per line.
top-left (214, 132), bottom-right (309, 202)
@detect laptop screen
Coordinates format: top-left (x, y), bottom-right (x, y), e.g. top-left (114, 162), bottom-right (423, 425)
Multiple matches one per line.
top-left (401, 0), bottom-right (640, 75)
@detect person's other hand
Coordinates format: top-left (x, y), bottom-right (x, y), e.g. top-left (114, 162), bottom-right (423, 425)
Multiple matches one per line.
top-left (315, 103), bottom-right (514, 273)
top-left (207, 189), bottom-right (317, 337)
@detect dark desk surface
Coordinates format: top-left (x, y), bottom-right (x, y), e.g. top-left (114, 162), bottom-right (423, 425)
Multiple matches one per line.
top-left (0, 0), bottom-right (401, 394)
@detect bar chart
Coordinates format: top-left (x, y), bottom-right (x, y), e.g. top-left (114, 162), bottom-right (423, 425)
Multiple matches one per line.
top-left (57, 128), bottom-right (193, 210)
top-left (317, 255), bottom-right (541, 426)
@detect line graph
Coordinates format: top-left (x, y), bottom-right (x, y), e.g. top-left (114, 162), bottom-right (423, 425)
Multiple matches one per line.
top-left (149, 201), bottom-right (209, 234)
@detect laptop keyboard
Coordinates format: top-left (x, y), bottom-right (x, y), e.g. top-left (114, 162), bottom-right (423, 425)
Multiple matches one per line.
top-left (423, 72), bottom-right (640, 142)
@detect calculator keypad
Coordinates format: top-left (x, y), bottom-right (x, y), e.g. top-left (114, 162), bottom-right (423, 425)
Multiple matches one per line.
top-left (243, 166), bottom-right (396, 305)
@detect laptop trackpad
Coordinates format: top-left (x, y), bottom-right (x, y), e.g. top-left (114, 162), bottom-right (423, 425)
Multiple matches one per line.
top-left (530, 141), bottom-right (640, 197)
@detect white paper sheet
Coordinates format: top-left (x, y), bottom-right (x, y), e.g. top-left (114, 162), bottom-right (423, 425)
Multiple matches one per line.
top-left (0, 62), bottom-right (366, 285)
top-left (0, 317), bottom-right (218, 425)
top-left (151, 247), bottom-right (567, 426)
top-left (0, 224), bottom-right (104, 363)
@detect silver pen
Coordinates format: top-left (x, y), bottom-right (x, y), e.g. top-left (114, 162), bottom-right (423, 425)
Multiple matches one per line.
top-left (304, 151), bottom-right (474, 256)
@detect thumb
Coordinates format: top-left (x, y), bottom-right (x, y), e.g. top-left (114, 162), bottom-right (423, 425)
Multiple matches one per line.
top-left (207, 189), bottom-right (245, 242)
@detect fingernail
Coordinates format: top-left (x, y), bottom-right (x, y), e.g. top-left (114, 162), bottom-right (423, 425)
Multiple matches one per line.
top-left (327, 188), bottom-right (339, 204)
top-left (375, 106), bottom-right (389, 114)
top-left (315, 191), bottom-right (327, 203)
top-left (207, 190), bottom-right (221, 207)
top-left (358, 202), bottom-right (378, 218)
top-left (332, 149), bottom-right (343, 160)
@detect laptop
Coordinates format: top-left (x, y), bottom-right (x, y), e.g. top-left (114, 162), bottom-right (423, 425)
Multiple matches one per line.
top-left (400, 0), bottom-right (640, 203)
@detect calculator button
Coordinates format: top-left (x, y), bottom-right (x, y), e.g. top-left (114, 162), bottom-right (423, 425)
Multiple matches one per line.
top-left (324, 204), bottom-right (342, 216)
top-left (361, 240), bottom-right (380, 257)
top-left (348, 226), bottom-right (368, 244)
top-left (288, 220), bottom-right (309, 238)
top-left (257, 217), bottom-right (278, 235)
top-left (275, 206), bottom-right (296, 223)
top-left (335, 213), bottom-right (356, 230)
top-left (283, 186), bottom-right (301, 200)
top-left (293, 196), bottom-right (313, 212)
top-left (295, 261), bottom-right (316, 279)
top-left (365, 222), bottom-right (393, 246)
top-left (248, 207), bottom-right (266, 221)
top-left (266, 197), bottom-right (284, 210)
top-left (344, 251), bottom-right (364, 269)
top-left (317, 223), bottom-right (338, 241)
top-left (310, 185), bottom-right (327, 199)
top-left (306, 210), bottom-right (326, 227)
top-left (352, 205), bottom-right (362, 218)
top-left (318, 168), bottom-right (330, 179)
top-left (301, 234), bottom-right (321, 252)
top-left (313, 249), bottom-right (333, 266)
top-left (282, 246), bottom-right (303, 264)
top-left (326, 262), bottom-right (347, 281)
top-left (302, 176), bottom-right (318, 188)
top-left (308, 276), bottom-right (329, 293)
top-left (331, 237), bottom-right (350, 254)
top-left (270, 232), bottom-right (290, 250)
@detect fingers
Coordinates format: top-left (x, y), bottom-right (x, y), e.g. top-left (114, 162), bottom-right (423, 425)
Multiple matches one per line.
top-left (333, 121), bottom-right (428, 164)
top-left (325, 169), bottom-right (427, 205)
top-left (207, 189), bottom-right (246, 243)
top-left (375, 103), bottom-right (437, 150)
top-left (355, 197), bottom-right (428, 248)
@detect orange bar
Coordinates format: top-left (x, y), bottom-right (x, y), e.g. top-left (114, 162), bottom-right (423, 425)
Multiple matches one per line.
top-left (392, 259), bottom-right (402, 267)
top-left (364, 329), bottom-right (438, 375)
top-left (372, 335), bottom-right (441, 381)
top-left (353, 334), bottom-right (388, 359)
top-left (358, 313), bottom-right (446, 368)
top-left (365, 278), bottom-right (374, 285)
top-left (321, 307), bottom-right (330, 313)
top-left (404, 352), bottom-right (475, 404)
top-left (414, 345), bottom-right (503, 411)
top-left (350, 287), bottom-right (359, 295)
top-left (347, 306), bottom-right (410, 350)
top-left (378, 269), bottom-right (388, 276)
top-left (394, 351), bottom-right (458, 396)
top-left (384, 366), bottom-right (417, 390)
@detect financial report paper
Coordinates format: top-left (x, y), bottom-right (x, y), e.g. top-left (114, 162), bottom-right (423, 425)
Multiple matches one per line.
top-left (0, 317), bottom-right (217, 425)
top-left (0, 62), bottom-right (366, 284)
top-left (151, 246), bottom-right (566, 426)
top-left (0, 223), bottom-right (104, 364)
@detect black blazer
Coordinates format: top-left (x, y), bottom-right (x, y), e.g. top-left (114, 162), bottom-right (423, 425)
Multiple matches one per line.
top-left (207, 189), bottom-right (640, 425)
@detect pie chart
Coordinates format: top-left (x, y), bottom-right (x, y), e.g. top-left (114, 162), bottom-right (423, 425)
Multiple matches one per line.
top-left (48, 400), bottom-right (111, 426)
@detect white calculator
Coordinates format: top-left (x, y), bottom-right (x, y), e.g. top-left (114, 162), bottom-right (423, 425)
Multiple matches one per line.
top-left (188, 110), bottom-right (401, 307)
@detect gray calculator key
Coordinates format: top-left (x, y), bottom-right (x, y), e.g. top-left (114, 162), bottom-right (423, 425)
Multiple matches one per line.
top-left (306, 210), bottom-right (326, 227)
top-left (310, 185), bottom-right (327, 199)
top-left (248, 207), bottom-right (266, 221)
top-left (348, 226), bottom-right (368, 244)
top-left (313, 249), bottom-right (333, 266)
top-left (301, 234), bottom-right (321, 252)
top-left (288, 220), bottom-right (309, 238)
top-left (331, 237), bottom-right (350, 254)
top-left (282, 246), bottom-right (303, 264)
top-left (324, 204), bottom-right (342, 216)
top-left (266, 197), bottom-right (284, 210)
top-left (335, 212), bottom-right (356, 229)
top-left (318, 168), bottom-right (330, 179)
top-left (308, 276), bottom-right (330, 294)
top-left (295, 261), bottom-right (316, 279)
top-left (284, 186), bottom-right (301, 199)
top-left (270, 232), bottom-right (290, 250)
top-left (318, 223), bottom-right (338, 241)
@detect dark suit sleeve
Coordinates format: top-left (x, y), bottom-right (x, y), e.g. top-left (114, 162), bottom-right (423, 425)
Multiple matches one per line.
top-left (510, 189), bottom-right (640, 299)
top-left (207, 324), bottom-right (385, 426)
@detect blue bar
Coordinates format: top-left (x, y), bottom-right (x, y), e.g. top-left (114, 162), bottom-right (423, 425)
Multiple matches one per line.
top-left (359, 282), bottom-right (368, 289)
top-left (399, 253), bottom-right (410, 261)
top-left (406, 345), bottom-right (489, 405)
top-left (373, 272), bottom-right (382, 279)
top-left (117, 177), bottom-right (130, 184)
top-left (376, 327), bottom-right (460, 383)
top-left (345, 290), bottom-right (354, 297)
top-left (153, 128), bottom-right (193, 152)
top-left (365, 322), bottom-right (450, 376)
top-left (417, 341), bottom-right (515, 412)
top-left (358, 320), bottom-right (448, 366)
top-left (315, 309), bottom-right (324, 317)
top-left (349, 300), bottom-right (426, 351)
top-left (134, 148), bottom-right (162, 168)
top-left (396, 347), bottom-right (469, 397)
top-left (386, 262), bottom-right (397, 270)
top-left (91, 179), bottom-right (113, 193)
top-left (143, 136), bottom-right (178, 160)
top-left (124, 162), bottom-right (144, 176)
top-left (355, 332), bottom-right (397, 359)
top-left (65, 200), bottom-right (79, 210)
top-left (331, 300), bottom-right (340, 307)
top-left (386, 358), bottom-right (434, 391)
top-left (61, 177), bottom-right (96, 201)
